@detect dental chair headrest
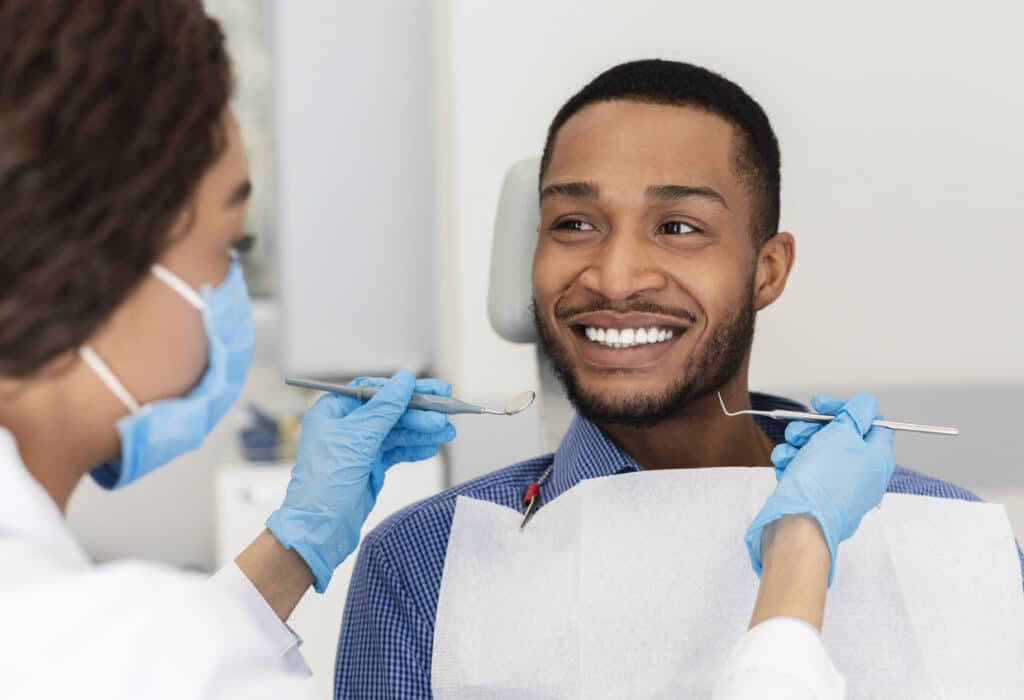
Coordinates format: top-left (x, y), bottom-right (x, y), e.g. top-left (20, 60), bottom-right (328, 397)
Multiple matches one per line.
top-left (488, 159), bottom-right (541, 344)
top-left (488, 158), bottom-right (575, 450)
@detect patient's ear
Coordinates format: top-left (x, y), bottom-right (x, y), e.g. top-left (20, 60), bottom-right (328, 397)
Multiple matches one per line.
top-left (752, 232), bottom-right (795, 312)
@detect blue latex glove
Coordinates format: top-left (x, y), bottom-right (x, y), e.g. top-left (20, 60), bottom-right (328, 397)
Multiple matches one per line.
top-left (745, 392), bottom-right (895, 585)
top-left (266, 371), bottom-right (456, 593)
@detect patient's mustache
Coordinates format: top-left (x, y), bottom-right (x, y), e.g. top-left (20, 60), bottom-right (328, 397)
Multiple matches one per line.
top-left (555, 300), bottom-right (698, 324)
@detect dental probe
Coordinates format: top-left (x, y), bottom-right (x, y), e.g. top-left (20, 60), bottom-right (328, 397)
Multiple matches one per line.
top-left (285, 377), bottom-right (536, 416)
top-left (718, 393), bottom-right (959, 436)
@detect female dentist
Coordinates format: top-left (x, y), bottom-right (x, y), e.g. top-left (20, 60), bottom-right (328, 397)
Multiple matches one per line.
top-left (0, 1), bottom-right (454, 697)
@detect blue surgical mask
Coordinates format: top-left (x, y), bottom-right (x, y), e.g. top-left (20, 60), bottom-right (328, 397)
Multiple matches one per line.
top-left (81, 257), bottom-right (255, 489)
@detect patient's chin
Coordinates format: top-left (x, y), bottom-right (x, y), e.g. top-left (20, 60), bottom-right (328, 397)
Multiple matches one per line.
top-left (576, 364), bottom-right (689, 396)
top-left (568, 383), bottom-right (686, 428)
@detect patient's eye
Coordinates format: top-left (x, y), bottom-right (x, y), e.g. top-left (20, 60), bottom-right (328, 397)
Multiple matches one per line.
top-left (660, 221), bottom-right (699, 235)
top-left (547, 217), bottom-right (600, 244)
top-left (554, 218), bottom-right (595, 232)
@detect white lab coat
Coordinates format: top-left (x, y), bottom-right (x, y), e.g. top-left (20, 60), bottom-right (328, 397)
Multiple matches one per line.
top-left (0, 428), bottom-right (317, 700)
top-left (714, 617), bottom-right (846, 699)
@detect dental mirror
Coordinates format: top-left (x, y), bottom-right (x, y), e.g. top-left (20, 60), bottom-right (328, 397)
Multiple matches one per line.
top-left (482, 390), bottom-right (537, 416)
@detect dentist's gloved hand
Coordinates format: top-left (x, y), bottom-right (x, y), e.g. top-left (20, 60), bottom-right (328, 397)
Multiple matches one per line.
top-left (266, 371), bottom-right (456, 593)
top-left (745, 392), bottom-right (895, 585)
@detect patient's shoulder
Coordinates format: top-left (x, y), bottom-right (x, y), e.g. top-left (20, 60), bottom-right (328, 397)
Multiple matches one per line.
top-left (361, 455), bottom-right (555, 554)
top-left (886, 465), bottom-right (981, 502)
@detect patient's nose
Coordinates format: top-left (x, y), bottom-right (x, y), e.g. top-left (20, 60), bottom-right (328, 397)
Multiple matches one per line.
top-left (579, 228), bottom-right (666, 301)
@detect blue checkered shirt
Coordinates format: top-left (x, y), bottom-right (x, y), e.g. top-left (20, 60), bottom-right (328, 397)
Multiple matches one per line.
top-left (335, 392), bottom-right (1024, 699)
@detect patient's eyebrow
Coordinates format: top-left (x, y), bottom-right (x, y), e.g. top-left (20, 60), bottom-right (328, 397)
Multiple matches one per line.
top-left (540, 181), bottom-right (599, 200)
top-left (646, 184), bottom-right (729, 210)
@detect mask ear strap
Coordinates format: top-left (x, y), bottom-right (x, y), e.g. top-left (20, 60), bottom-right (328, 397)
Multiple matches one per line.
top-left (79, 345), bottom-right (142, 414)
top-left (151, 264), bottom-right (205, 310)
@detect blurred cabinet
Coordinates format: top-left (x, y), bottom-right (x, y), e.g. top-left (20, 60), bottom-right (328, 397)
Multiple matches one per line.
top-left (214, 457), bottom-right (443, 697)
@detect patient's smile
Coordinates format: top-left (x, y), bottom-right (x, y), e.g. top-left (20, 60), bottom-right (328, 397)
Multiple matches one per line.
top-left (563, 310), bottom-right (690, 369)
top-left (582, 325), bottom-right (674, 348)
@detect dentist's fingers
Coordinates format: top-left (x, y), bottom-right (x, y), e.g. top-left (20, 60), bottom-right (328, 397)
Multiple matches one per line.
top-left (784, 420), bottom-right (821, 448)
top-left (771, 442), bottom-right (800, 478)
top-left (351, 376), bottom-right (453, 397)
top-left (810, 394), bottom-right (846, 416)
top-left (382, 444), bottom-right (440, 468)
top-left (381, 424), bottom-right (457, 452)
top-left (397, 409), bottom-right (449, 433)
top-left (832, 392), bottom-right (880, 438)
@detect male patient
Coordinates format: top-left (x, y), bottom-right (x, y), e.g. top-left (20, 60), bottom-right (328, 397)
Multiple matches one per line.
top-left (334, 59), bottom-right (1019, 698)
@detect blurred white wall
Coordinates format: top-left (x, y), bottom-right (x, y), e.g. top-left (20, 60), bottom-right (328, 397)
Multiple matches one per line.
top-left (277, 0), bottom-right (434, 377)
top-left (431, 0), bottom-right (1024, 399)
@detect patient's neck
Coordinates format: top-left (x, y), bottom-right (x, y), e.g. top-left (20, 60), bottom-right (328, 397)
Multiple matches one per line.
top-left (597, 374), bottom-right (775, 471)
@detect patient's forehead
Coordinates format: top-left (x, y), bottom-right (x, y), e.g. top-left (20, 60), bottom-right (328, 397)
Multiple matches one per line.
top-left (543, 100), bottom-right (748, 215)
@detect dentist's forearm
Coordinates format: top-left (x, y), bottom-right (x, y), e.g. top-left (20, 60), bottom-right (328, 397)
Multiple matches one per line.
top-left (749, 514), bottom-right (831, 630)
top-left (235, 528), bottom-right (315, 622)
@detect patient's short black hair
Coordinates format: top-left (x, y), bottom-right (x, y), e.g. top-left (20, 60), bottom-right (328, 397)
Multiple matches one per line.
top-left (540, 59), bottom-right (781, 244)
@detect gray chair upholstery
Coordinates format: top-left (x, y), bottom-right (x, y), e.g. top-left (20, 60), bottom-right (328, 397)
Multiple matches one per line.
top-left (487, 159), bottom-right (574, 451)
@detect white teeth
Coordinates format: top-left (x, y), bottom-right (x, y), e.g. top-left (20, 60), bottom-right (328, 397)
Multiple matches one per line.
top-left (581, 325), bottom-right (680, 349)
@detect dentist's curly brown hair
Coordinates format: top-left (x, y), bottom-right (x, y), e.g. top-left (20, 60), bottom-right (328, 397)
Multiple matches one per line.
top-left (0, 0), bottom-right (232, 378)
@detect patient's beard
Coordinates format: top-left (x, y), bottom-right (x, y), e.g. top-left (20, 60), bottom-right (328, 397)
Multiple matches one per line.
top-left (533, 286), bottom-right (755, 428)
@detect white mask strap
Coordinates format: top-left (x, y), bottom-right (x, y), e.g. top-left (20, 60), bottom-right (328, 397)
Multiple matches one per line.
top-left (151, 264), bottom-right (205, 311)
top-left (79, 345), bottom-right (142, 414)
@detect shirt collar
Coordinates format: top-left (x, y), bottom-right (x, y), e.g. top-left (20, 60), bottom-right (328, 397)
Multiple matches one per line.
top-left (0, 427), bottom-right (90, 568)
top-left (546, 392), bottom-right (807, 504)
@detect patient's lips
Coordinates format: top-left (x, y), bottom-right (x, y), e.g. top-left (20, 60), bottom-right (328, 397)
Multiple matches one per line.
top-left (567, 310), bottom-right (691, 331)
top-left (565, 311), bottom-right (689, 368)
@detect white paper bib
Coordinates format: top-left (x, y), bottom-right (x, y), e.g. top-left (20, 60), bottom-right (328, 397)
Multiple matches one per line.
top-left (432, 469), bottom-right (1024, 699)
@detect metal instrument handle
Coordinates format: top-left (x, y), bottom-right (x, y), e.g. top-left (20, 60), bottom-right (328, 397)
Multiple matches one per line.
top-left (769, 409), bottom-right (959, 436)
top-left (285, 376), bottom-right (484, 415)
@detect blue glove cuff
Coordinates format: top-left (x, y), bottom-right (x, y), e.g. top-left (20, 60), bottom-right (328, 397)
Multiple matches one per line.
top-left (266, 510), bottom-right (339, 594)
